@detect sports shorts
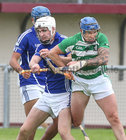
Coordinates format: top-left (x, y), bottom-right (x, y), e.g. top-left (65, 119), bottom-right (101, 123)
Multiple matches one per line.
top-left (33, 91), bottom-right (71, 118)
top-left (20, 84), bottom-right (45, 104)
top-left (72, 74), bottom-right (114, 100)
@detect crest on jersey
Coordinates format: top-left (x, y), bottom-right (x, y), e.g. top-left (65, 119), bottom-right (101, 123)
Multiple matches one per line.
top-left (35, 44), bottom-right (41, 48)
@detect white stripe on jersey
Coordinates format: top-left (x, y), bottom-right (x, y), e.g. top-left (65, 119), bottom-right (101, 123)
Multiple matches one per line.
top-left (65, 45), bottom-right (74, 53)
top-left (77, 66), bottom-right (102, 76)
top-left (76, 40), bottom-right (99, 47)
top-left (16, 29), bottom-right (32, 45)
top-left (33, 73), bottom-right (42, 87)
top-left (72, 50), bottom-right (98, 57)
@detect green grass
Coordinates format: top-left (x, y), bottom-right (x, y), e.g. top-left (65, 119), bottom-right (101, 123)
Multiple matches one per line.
top-left (0, 127), bottom-right (125, 140)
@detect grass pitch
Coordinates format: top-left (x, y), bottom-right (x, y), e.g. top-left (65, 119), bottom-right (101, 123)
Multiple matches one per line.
top-left (0, 127), bottom-right (124, 140)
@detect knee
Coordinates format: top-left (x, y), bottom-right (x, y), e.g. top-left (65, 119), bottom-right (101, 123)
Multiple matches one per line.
top-left (73, 121), bottom-right (81, 127)
top-left (58, 126), bottom-right (70, 139)
top-left (71, 113), bottom-right (84, 127)
top-left (58, 127), bottom-right (66, 137)
top-left (19, 126), bottom-right (29, 137)
top-left (72, 118), bottom-right (82, 127)
top-left (107, 112), bottom-right (120, 125)
top-left (58, 130), bottom-right (65, 139)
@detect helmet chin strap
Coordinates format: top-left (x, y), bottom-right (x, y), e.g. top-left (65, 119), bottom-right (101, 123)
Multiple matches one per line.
top-left (40, 39), bottom-right (51, 45)
top-left (41, 30), bottom-right (55, 45)
top-left (36, 26), bottom-right (55, 45)
top-left (40, 34), bottom-right (54, 45)
top-left (81, 31), bottom-right (96, 44)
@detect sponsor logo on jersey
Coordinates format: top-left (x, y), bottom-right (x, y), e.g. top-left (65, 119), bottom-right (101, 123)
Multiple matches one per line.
top-left (35, 44), bottom-right (41, 48)
top-left (75, 46), bottom-right (84, 50)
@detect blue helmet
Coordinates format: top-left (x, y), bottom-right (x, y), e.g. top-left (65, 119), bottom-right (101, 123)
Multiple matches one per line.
top-left (31, 6), bottom-right (51, 22)
top-left (80, 17), bottom-right (100, 34)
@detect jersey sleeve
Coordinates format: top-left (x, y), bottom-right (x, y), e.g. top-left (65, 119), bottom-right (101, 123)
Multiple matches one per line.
top-left (97, 33), bottom-right (109, 48)
top-left (58, 39), bottom-right (68, 53)
top-left (34, 45), bottom-right (43, 57)
top-left (58, 36), bottom-right (75, 53)
top-left (13, 35), bottom-right (28, 54)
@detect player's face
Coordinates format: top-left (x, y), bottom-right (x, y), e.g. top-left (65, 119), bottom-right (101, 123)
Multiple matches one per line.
top-left (82, 30), bottom-right (98, 43)
top-left (36, 27), bottom-right (51, 42)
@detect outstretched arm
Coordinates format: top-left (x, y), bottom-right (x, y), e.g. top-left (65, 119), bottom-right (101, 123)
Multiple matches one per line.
top-left (9, 52), bottom-right (31, 79)
top-left (39, 46), bottom-right (72, 66)
top-left (60, 53), bottom-right (72, 65)
top-left (48, 45), bottom-right (66, 67)
top-left (67, 47), bottom-right (109, 71)
top-left (29, 55), bottom-right (41, 73)
top-left (86, 47), bottom-right (109, 66)
top-left (9, 52), bottom-right (22, 73)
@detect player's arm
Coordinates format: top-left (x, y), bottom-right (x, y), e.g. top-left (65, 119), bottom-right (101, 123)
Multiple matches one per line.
top-left (39, 47), bottom-right (71, 66)
top-left (9, 52), bottom-right (23, 73)
top-left (29, 55), bottom-right (41, 73)
top-left (86, 47), bottom-right (109, 66)
top-left (9, 52), bottom-right (31, 79)
top-left (60, 53), bottom-right (72, 65)
top-left (67, 47), bottom-right (109, 72)
top-left (48, 45), bottom-right (66, 67)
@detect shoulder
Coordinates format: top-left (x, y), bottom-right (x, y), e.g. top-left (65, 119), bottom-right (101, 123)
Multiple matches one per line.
top-left (58, 32), bottom-right (81, 53)
top-left (17, 28), bottom-right (33, 41)
top-left (97, 32), bottom-right (108, 40)
top-left (16, 27), bottom-right (37, 46)
top-left (97, 32), bottom-right (109, 48)
top-left (60, 32), bottom-right (81, 45)
top-left (55, 32), bottom-right (67, 40)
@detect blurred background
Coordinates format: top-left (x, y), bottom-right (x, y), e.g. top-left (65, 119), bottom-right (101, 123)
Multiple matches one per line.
top-left (0, 0), bottom-right (126, 129)
top-left (0, 0), bottom-right (126, 3)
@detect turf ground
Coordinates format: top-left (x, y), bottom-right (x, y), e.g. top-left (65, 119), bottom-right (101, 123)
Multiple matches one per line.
top-left (0, 127), bottom-right (123, 140)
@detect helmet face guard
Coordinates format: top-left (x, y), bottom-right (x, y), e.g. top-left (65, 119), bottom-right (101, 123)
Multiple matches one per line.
top-left (31, 6), bottom-right (51, 22)
top-left (35, 16), bottom-right (56, 45)
top-left (80, 17), bottom-right (100, 34)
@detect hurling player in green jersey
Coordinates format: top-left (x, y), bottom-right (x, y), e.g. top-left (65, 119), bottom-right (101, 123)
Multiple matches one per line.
top-left (47, 17), bottom-right (126, 140)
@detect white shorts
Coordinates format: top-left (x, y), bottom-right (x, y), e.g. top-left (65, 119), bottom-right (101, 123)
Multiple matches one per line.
top-left (72, 74), bottom-right (114, 100)
top-left (33, 92), bottom-right (71, 118)
top-left (20, 84), bottom-right (45, 104)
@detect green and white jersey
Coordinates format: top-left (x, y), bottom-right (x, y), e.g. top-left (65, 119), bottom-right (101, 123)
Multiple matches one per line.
top-left (58, 32), bottom-right (109, 79)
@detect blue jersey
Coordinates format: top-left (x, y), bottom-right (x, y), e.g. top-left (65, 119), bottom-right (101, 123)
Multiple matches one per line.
top-left (35, 32), bottom-right (71, 94)
top-left (13, 26), bottom-right (45, 87)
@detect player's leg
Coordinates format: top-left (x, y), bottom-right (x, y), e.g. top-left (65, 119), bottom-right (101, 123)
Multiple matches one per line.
top-left (96, 94), bottom-right (126, 140)
top-left (91, 76), bottom-right (126, 140)
top-left (16, 107), bottom-right (50, 140)
top-left (20, 85), bottom-right (48, 140)
top-left (71, 91), bottom-right (89, 127)
top-left (58, 107), bottom-right (75, 140)
top-left (70, 76), bottom-right (90, 127)
top-left (24, 99), bottom-right (38, 140)
top-left (24, 98), bottom-right (48, 128)
top-left (48, 91), bottom-right (74, 140)
top-left (41, 117), bottom-right (58, 140)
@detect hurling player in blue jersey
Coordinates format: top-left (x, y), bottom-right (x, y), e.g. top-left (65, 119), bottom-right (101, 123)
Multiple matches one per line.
top-left (16, 16), bottom-right (74, 140)
top-left (9, 6), bottom-right (58, 140)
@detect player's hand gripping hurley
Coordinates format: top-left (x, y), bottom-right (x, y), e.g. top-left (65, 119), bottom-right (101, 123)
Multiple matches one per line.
top-left (19, 59), bottom-right (74, 80)
top-left (19, 68), bottom-right (49, 74)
